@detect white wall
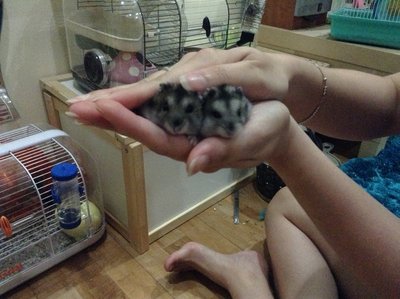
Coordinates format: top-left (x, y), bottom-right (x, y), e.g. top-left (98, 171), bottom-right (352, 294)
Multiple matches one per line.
top-left (1, 0), bottom-right (69, 126)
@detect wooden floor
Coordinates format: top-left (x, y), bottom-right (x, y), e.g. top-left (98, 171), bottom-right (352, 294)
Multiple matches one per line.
top-left (5, 182), bottom-right (269, 299)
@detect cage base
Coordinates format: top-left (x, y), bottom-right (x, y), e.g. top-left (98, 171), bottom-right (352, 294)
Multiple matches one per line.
top-left (0, 224), bottom-right (105, 296)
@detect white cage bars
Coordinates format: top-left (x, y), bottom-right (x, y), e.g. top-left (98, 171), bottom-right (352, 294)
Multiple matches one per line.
top-left (0, 125), bottom-right (103, 295)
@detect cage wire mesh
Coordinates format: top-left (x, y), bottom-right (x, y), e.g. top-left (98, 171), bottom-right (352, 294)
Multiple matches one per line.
top-left (331, 0), bottom-right (400, 20)
top-left (329, 0), bottom-right (400, 48)
top-left (0, 89), bottom-right (19, 125)
top-left (138, 0), bottom-right (183, 66)
top-left (0, 125), bottom-right (88, 286)
top-left (70, 0), bottom-right (265, 90)
top-left (75, 0), bottom-right (183, 68)
top-left (182, 0), bottom-right (228, 50)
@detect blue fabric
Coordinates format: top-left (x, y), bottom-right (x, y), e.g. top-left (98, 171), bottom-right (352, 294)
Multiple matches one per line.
top-left (340, 135), bottom-right (400, 217)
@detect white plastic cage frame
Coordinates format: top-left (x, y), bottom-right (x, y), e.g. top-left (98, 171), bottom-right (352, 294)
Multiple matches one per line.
top-left (75, 0), bottom-right (185, 66)
top-left (65, 0), bottom-right (265, 90)
top-left (0, 124), bottom-right (105, 295)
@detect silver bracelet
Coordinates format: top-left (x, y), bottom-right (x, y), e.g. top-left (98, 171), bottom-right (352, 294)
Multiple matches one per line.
top-left (299, 62), bottom-right (328, 125)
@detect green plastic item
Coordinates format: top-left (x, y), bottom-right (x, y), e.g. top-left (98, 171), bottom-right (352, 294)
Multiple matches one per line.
top-left (329, 8), bottom-right (400, 49)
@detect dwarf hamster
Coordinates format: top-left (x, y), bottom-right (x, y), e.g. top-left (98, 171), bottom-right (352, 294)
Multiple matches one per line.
top-left (201, 85), bottom-right (251, 138)
top-left (135, 83), bottom-right (251, 140)
top-left (136, 83), bottom-right (203, 136)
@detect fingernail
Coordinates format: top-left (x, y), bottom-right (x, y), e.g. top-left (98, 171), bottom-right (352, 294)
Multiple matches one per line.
top-left (74, 119), bottom-right (91, 126)
top-left (187, 155), bottom-right (209, 176)
top-left (65, 111), bottom-right (79, 119)
top-left (180, 73), bottom-right (207, 91)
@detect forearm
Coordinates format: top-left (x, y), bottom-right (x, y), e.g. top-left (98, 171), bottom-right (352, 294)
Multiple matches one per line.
top-left (281, 55), bottom-right (400, 140)
top-left (268, 118), bottom-right (400, 294)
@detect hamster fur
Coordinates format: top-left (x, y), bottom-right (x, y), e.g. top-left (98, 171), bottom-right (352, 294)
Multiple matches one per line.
top-left (136, 83), bottom-right (203, 136)
top-left (136, 83), bottom-right (251, 140)
top-left (201, 84), bottom-right (251, 138)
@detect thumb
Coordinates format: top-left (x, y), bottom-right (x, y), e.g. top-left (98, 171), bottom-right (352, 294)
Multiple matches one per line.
top-left (186, 138), bottom-right (230, 176)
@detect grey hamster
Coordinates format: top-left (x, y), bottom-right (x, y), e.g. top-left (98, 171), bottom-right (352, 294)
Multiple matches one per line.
top-left (135, 83), bottom-right (251, 140)
top-left (201, 85), bottom-right (251, 138)
top-left (136, 83), bottom-right (203, 136)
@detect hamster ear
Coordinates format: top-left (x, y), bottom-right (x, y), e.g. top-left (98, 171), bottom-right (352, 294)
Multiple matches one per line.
top-left (220, 84), bottom-right (243, 97)
top-left (175, 83), bottom-right (187, 94)
top-left (203, 87), bottom-right (216, 100)
top-left (243, 98), bottom-right (252, 120)
top-left (159, 83), bottom-right (174, 92)
top-left (234, 85), bottom-right (243, 95)
top-left (197, 91), bottom-right (204, 100)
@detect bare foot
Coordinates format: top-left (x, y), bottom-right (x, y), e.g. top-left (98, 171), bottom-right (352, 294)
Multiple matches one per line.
top-left (164, 242), bottom-right (274, 299)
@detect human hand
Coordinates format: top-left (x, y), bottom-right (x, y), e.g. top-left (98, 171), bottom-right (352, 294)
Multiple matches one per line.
top-left (67, 47), bottom-right (294, 172)
top-left (69, 96), bottom-right (291, 174)
top-left (185, 100), bottom-right (291, 175)
top-left (67, 47), bottom-right (292, 111)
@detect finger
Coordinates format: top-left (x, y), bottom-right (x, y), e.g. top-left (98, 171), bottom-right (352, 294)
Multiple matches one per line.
top-left (186, 137), bottom-right (253, 175)
top-left (144, 67), bottom-right (170, 81)
top-left (68, 100), bottom-right (114, 129)
top-left (72, 64), bottom-right (182, 108)
top-left (67, 48), bottom-right (257, 107)
top-left (157, 48), bottom-right (255, 90)
top-left (93, 99), bottom-right (192, 161)
top-left (65, 49), bottom-right (226, 106)
top-left (67, 75), bottom-right (161, 110)
top-left (186, 101), bottom-right (288, 174)
top-left (69, 98), bottom-right (193, 161)
top-left (180, 47), bottom-right (252, 68)
top-left (168, 51), bottom-right (197, 67)
top-left (179, 60), bottom-right (272, 100)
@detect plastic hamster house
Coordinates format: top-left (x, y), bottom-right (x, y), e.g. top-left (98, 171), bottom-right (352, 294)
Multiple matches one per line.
top-left (63, 0), bottom-right (265, 91)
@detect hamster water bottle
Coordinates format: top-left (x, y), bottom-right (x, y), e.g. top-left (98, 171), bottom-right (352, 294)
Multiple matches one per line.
top-left (51, 162), bottom-right (82, 230)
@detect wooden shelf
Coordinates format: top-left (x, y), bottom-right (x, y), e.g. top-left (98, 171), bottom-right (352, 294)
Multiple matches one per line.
top-left (256, 24), bottom-right (400, 75)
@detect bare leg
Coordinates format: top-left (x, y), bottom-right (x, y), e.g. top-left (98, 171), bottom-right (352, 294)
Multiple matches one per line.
top-left (265, 187), bottom-right (339, 298)
top-left (266, 187), bottom-right (374, 298)
top-left (164, 242), bottom-right (274, 299)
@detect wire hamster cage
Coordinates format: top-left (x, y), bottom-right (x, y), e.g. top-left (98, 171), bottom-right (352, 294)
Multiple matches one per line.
top-left (63, 0), bottom-right (265, 91)
top-left (329, 0), bottom-right (400, 49)
top-left (0, 122), bottom-right (105, 295)
top-left (0, 88), bottom-right (19, 128)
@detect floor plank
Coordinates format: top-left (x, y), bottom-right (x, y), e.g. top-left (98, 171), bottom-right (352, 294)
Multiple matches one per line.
top-left (5, 182), bottom-right (269, 299)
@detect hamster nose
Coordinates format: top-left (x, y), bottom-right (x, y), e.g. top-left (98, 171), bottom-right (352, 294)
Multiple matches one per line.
top-left (227, 122), bottom-right (235, 133)
top-left (172, 118), bottom-right (183, 128)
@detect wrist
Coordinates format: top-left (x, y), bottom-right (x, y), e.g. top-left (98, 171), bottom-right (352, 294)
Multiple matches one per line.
top-left (267, 118), bottom-right (314, 170)
top-left (283, 57), bottom-right (328, 123)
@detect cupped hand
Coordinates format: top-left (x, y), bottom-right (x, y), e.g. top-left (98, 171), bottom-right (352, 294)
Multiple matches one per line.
top-left (69, 96), bottom-right (291, 174)
top-left (186, 100), bottom-right (291, 175)
top-left (67, 47), bottom-right (294, 171)
top-left (67, 47), bottom-right (292, 110)
top-left (69, 98), bottom-right (194, 162)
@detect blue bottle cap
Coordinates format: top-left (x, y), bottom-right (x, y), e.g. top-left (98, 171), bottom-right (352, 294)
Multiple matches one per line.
top-left (51, 162), bottom-right (78, 181)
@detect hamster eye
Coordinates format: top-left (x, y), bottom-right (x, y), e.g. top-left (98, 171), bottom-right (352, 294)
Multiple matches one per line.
top-left (206, 89), bottom-right (216, 98)
top-left (161, 102), bottom-right (169, 112)
top-left (185, 104), bottom-right (194, 114)
top-left (237, 109), bottom-right (242, 118)
top-left (211, 110), bottom-right (222, 119)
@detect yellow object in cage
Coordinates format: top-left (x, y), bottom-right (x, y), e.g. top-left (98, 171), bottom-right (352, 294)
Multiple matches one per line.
top-left (388, 0), bottom-right (400, 16)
